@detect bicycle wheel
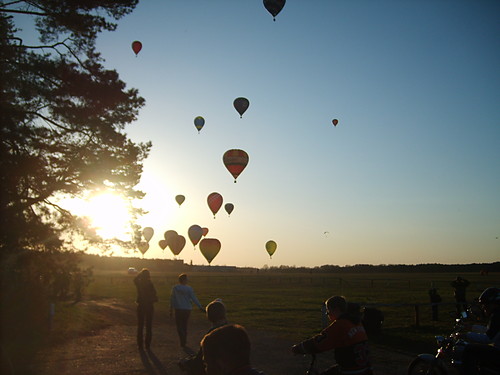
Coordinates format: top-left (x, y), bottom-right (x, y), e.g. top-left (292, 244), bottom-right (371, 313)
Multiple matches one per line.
top-left (407, 357), bottom-right (446, 375)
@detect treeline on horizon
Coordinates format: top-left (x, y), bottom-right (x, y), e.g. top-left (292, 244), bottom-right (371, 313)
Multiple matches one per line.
top-left (81, 254), bottom-right (500, 274)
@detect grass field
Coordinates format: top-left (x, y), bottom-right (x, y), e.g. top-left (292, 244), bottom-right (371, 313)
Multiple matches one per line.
top-left (83, 270), bottom-right (499, 353)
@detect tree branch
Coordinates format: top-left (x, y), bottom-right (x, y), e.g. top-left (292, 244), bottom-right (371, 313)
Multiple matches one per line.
top-left (0, 7), bottom-right (46, 16)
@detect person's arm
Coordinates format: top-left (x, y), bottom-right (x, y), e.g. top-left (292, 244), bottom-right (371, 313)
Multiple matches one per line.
top-left (189, 287), bottom-right (204, 310)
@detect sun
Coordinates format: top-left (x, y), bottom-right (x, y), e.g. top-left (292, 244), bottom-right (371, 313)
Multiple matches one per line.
top-left (64, 191), bottom-right (133, 241)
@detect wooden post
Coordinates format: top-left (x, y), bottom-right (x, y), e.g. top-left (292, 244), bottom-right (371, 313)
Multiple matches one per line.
top-left (414, 304), bottom-right (420, 327)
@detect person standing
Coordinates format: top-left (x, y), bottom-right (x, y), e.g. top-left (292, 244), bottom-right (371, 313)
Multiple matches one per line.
top-left (170, 273), bottom-right (205, 348)
top-left (451, 276), bottom-right (470, 315)
top-left (134, 268), bottom-right (158, 350)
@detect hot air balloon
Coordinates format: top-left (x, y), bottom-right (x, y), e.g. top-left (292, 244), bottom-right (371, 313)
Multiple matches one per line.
top-left (225, 203), bottom-right (234, 216)
top-left (233, 97), bottom-right (250, 118)
top-left (138, 242), bottom-right (149, 255)
top-left (164, 230), bottom-right (178, 246)
top-left (188, 225), bottom-right (203, 247)
top-left (194, 116), bottom-right (205, 133)
top-left (175, 195), bottom-right (185, 207)
top-left (169, 234), bottom-right (186, 256)
top-left (332, 119), bottom-right (339, 126)
top-left (143, 227), bottom-right (154, 242)
top-left (207, 192), bottom-right (223, 218)
top-left (202, 227), bottom-right (209, 237)
top-left (199, 238), bottom-right (221, 264)
top-left (159, 239), bottom-right (168, 250)
top-left (131, 41), bottom-right (142, 56)
top-left (265, 240), bottom-right (277, 258)
top-left (223, 149), bottom-right (249, 183)
top-left (263, 0), bottom-right (286, 21)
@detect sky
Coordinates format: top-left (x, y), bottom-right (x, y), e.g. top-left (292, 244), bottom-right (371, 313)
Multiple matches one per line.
top-left (18, 1), bottom-right (500, 267)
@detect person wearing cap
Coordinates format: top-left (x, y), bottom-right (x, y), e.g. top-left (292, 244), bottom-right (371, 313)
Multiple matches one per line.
top-left (460, 287), bottom-right (500, 374)
top-left (170, 273), bottom-right (205, 348)
top-left (291, 296), bottom-right (373, 375)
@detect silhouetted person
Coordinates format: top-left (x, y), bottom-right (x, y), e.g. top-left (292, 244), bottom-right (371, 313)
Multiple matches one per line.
top-left (451, 276), bottom-right (470, 315)
top-left (170, 273), bottom-right (204, 348)
top-left (428, 288), bottom-right (441, 321)
top-left (201, 324), bottom-right (265, 375)
top-left (179, 299), bottom-right (228, 375)
top-left (134, 268), bottom-right (158, 350)
top-left (292, 296), bottom-right (373, 375)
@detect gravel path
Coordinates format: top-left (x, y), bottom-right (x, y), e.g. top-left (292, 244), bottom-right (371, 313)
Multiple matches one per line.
top-left (28, 300), bottom-right (415, 375)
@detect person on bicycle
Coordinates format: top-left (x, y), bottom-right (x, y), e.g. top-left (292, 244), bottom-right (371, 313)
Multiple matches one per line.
top-left (291, 296), bottom-right (373, 375)
top-left (460, 287), bottom-right (500, 374)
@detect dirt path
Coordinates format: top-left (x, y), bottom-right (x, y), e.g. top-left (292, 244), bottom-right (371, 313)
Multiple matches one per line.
top-left (29, 299), bottom-right (415, 375)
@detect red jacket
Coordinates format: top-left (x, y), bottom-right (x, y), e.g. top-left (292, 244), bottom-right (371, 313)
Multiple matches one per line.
top-left (297, 313), bottom-right (372, 372)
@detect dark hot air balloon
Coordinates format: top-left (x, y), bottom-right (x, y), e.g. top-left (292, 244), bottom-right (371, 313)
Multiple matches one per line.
top-left (199, 238), bottom-right (221, 264)
top-left (188, 225), bottom-right (203, 247)
top-left (263, 0), bottom-right (286, 21)
top-left (194, 116), bottom-right (205, 133)
top-left (207, 192), bottom-right (223, 218)
top-left (225, 203), bottom-right (234, 216)
top-left (233, 97), bottom-right (250, 118)
top-left (131, 41), bottom-right (142, 56)
top-left (332, 119), bottom-right (339, 126)
top-left (223, 149), bottom-right (249, 183)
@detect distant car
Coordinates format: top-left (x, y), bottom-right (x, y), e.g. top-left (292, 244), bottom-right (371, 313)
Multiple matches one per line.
top-left (128, 267), bottom-right (138, 275)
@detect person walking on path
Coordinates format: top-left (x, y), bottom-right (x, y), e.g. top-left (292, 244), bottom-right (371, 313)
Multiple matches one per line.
top-left (134, 268), bottom-right (158, 350)
top-left (451, 276), bottom-right (470, 315)
top-left (170, 273), bottom-right (205, 348)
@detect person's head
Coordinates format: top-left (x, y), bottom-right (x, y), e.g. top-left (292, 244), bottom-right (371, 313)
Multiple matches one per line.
top-left (138, 268), bottom-right (150, 280)
top-left (456, 276), bottom-right (462, 282)
top-left (201, 324), bottom-right (251, 375)
top-left (478, 287), bottom-right (500, 316)
top-left (178, 273), bottom-right (188, 284)
top-left (325, 296), bottom-right (347, 321)
top-left (206, 299), bottom-right (226, 324)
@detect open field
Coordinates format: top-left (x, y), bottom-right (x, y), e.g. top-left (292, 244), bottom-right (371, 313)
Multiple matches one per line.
top-left (86, 270), bottom-right (500, 353)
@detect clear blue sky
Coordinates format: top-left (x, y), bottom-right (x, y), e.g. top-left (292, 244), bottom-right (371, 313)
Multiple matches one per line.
top-left (22, 1), bottom-right (500, 267)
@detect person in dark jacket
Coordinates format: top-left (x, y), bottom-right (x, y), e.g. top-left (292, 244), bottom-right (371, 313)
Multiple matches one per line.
top-left (292, 296), bottom-right (373, 375)
top-left (134, 268), bottom-right (158, 350)
top-left (451, 276), bottom-right (470, 315)
top-left (201, 324), bottom-right (265, 375)
top-left (179, 299), bottom-right (228, 375)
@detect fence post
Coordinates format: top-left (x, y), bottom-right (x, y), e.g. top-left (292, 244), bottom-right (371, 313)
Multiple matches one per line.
top-left (414, 304), bottom-right (420, 327)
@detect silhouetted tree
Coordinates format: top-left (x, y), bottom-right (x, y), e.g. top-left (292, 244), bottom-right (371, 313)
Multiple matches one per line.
top-left (0, 2), bottom-right (148, 371)
top-left (0, 0), bottom-right (150, 254)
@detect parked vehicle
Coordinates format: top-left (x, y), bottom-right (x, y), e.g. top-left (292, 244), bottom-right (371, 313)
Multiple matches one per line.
top-left (408, 311), bottom-right (499, 375)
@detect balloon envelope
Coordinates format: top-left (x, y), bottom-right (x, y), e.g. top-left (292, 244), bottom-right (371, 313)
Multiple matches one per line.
top-left (263, 0), bottom-right (286, 21)
top-left (159, 239), bottom-right (168, 250)
top-left (164, 230), bottom-right (178, 245)
top-left (175, 195), bottom-right (185, 206)
top-left (225, 203), bottom-right (234, 216)
top-left (233, 97), bottom-right (250, 118)
top-left (131, 41), bottom-right (142, 55)
top-left (138, 242), bottom-right (149, 255)
top-left (223, 149), bottom-right (249, 183)
top-left (188, 225), bottom-right (203, 247)
top-left (332, 119), bottom-right (339, 126)
top-left (194, 116), bottom-right (205, 133)
top-left (207, 192), bottom-right (223, 218)
top-left (143, 227), bottom-right (154, 242)
top-left (169, 234), bottom-right (186, 256)
top-left (199, 238), bottom-right (221, 264)
top-left (202, 227), bottom-right (209, 237)
top-left (265, 240), bottom-right (277, 258)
